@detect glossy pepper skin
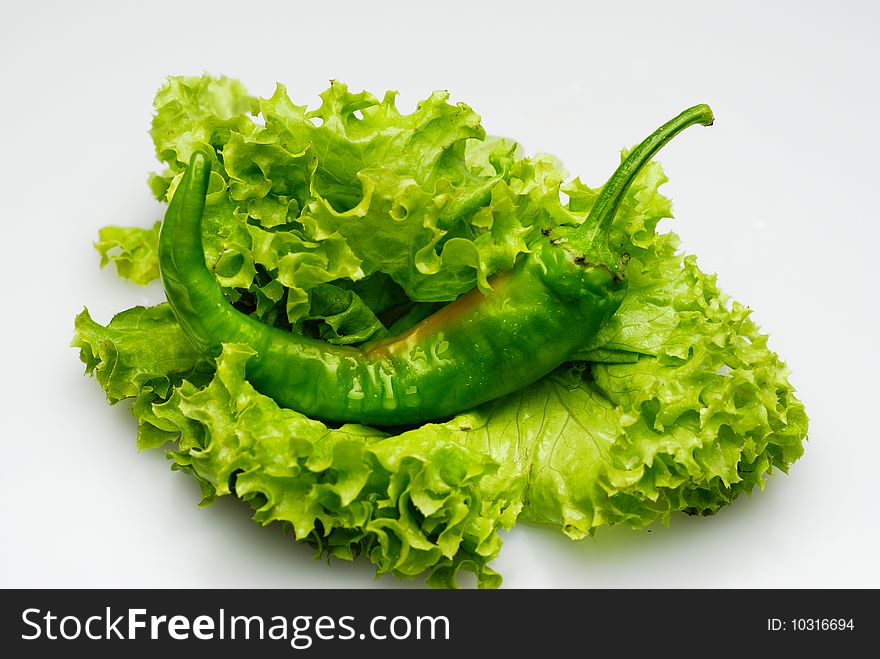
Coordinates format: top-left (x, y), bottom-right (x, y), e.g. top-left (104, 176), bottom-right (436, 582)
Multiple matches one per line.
top-left (159, 104), bottom-right (714, 425)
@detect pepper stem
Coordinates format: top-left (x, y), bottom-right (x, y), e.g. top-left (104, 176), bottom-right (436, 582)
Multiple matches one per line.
top-left (579, 104), bottom-right (714, 241)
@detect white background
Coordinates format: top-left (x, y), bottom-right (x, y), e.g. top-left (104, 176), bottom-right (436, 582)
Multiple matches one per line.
top-left (2, 0), bottom-right (878, 589)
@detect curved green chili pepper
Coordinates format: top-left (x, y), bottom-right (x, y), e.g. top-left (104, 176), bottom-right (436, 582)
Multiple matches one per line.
top-left (158, 104), bottom-right (714, 425)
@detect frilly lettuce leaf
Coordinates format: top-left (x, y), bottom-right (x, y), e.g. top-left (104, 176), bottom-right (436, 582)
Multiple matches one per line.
top-left (258, 82), bottom-right (486, 206)
top-left (167, 344), bottom-right (506, 588)
top-left (447, 289), bottom-right (807, 539)
top-left (304, 283), bottom-right (388, 345)
top-left (97, 75), bottom-right (562, 329)
top-left (72, 304), bottom-right (208, 404)
top-left (74, 316), bottom-right (507, 587)
top-left (150, 74), bottom-right (259, 172)
top-left (94, 222), bottom-right (161, 285)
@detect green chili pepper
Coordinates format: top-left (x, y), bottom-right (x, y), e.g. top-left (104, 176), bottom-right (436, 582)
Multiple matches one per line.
top-left (158, 104), bottom-right (714, 425)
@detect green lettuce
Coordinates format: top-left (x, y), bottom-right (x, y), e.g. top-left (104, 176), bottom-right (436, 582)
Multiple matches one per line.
top-left (94, 223), bottom-right (162, 285)
top-left (73, 74), bottom-right (808, 587)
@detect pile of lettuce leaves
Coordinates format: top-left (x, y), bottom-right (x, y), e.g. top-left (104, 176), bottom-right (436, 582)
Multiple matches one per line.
top-left (72, 75), bottom-right (808, 588)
